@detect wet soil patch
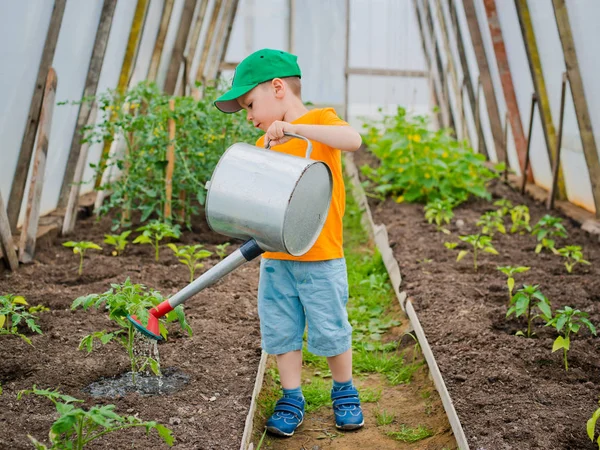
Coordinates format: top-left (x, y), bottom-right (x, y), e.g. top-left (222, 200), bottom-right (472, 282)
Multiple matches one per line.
top-left (0, 212), bottom-right (261, 449)
top-left (354, 149), bottom-right (600, 450)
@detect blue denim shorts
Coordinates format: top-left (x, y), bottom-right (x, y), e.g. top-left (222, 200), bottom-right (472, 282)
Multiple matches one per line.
top-left (257, 258), bottom-right (352, 357)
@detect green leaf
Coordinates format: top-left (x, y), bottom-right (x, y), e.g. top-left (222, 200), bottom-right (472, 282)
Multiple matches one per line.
top-left (587, 408), bottom-right (600, 440)
top-left (154, 423), bottom-right (175, 445)
top-left (507, 277), bottom-right (515, 293)
top-left (456, 250), bottom-right (468, 262)
top-left (537, 301), bottom-right (552, 320)
top-left (552, 335), bottom-right (569, 352)
top-left (483, 247), bottom-right (499, 255)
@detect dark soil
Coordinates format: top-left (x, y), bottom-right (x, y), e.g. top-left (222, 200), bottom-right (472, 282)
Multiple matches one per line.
top-left (354, 149), bottom-right (600, 450)
top-left (0, 211), bottom-right (261, 450)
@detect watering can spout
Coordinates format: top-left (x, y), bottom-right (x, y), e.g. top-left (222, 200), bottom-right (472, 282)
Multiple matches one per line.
top-left (128, 239), bottom-right (264, 340)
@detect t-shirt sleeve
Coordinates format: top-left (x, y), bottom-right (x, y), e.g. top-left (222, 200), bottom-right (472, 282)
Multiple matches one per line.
top-left (319, 108), bottom-right (349, 126)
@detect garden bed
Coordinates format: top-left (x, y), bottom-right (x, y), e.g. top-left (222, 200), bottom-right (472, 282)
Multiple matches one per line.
top-left (0, 211), bottom-right (261, 449)
top-left (355, 149), bottom-right (600, 450)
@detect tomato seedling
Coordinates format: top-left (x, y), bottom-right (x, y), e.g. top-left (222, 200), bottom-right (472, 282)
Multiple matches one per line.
top-left (0, 294), bottom-right (42, 345)
top-left (556, 245), bottom-right (590, 274)
top-left (446, 234), bottom-right (498, 270)
top-left (546, 306), bottom-right (596, 370)
top-left (477, 210), bottom-right (506, 236)
top-left (214, 242), bottom-right (231, 260)
top-left (507, 284), bottom-right (552, 338)
top-left (493, 198), bottom-right (513, 217)
top-left (497, 266), bottom-right (530, 303)
top-left (531, 214), bottom-right (567, 254)
top-left (424, 198), bottom-right (455, 234)
top-left (62, 241), bottom-right (102, 276)
top-left (133, 220), bottom-right (181, 262)
top-left (509, 205), bottom-right (531, 234)
top-left (104, 230), bottom-right (131, 256)
top-left (167, 244), bottom-right (212, 282)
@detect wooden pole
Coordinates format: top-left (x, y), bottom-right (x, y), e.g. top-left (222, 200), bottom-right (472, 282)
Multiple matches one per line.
top-left (206, 0), bottom-right (232, 83)
top-left (164, 0), bottom-right (197, 95)
top-left (521, 94), bottom-right (537, 194)
top-left (461, 0), bottom-right (506, 163)
top-left (548, 73), bottom-right (568, 211)
top-left (343, 0), bottom-right (350, 121)
top-left (552, 0), bottom-right (600, 217)
top-left (7, 0), bottom-right (66, 232)
top-left (94, 0), bottom-right (149, 190)
top-left (148, 0), bottom-right (175, 81)
top-left (165, 99), bottom-right (176, 220)
top-left (62, 107), bottom-right (98, 235)
top-left (19, 69), bottom-right (57, 264)
top-left (503, 112), bottom-right (509, 181)
top-left (215, 0), bottom-right (240, 81)
top-left (185, 0), bottom-right (209, 90)
top-left (57, 0), bottom-right (118, 208)
top-left (449, 1), bottom-right (488, 158)
top-left (483, 0), bottom-right (530, 180)
top-left (0, 192), bottom-right (19, 271)
top-left (195, 0), bottom-right (223, 88)
top-left (514, 0), bottom-right (566, 198)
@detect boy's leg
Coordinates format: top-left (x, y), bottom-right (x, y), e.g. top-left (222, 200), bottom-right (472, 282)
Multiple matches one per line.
top-left (276, 349), bottom-right (303, 389)
top-left (327, 348), bottom-right (352, 383)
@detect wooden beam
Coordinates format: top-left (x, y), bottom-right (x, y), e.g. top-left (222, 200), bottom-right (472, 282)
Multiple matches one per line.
top-left (0, 192), bottom-right (19, 271)
top-left (185, 0), bottom-right (209, 90)
top-left (195, 0), bottom-right (223, 85)
top-left (483, 0), bottom-right (530, 180)
top-left (449, 1), bottom-right (488, 158)
top-left (461, 0), bottom-right (506, 163)
top-left (346, 67), bottom-right (428, 78)
top-left (548, 72), bottom-right (568, 210)
top-left (19, 69), bottom-right (57, 264)
top-left (553, 0), bottom-right (600, 216)
top-left (164, 0), bottom-right (197, 95)
top-left (206, 0), bottom-right (232, 83)
top-left (164, 99), bottom-right (176, 220)
top-left (57, 0), bottom-right (117, 208)
top-left (215, 0), bottom-right (240, 81)
top-left (147, 0), bottom-right (175, 81)
top-left (7, 0), bottom-right (66, 232)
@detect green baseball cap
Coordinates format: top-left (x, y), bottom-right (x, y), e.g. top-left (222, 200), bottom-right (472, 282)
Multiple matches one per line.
top-left (214, 48), bottom-right (301, 113)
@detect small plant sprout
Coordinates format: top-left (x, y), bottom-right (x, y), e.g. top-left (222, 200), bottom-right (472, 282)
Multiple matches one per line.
top-left (546, 306), bottom-right (596, 371)
top-left (452, 234), bottom-right (499, 270)
top-left (17, 385), bottom-right (173, 449)
top-left (167, 244), bottom-right (213, 282)
top-left (556, 245), bottom-right (590, 274)
top-left (588, 400), bottom-right (600, 448)
top-left (133, 220), bottom-right (181, 262)
top-left (506, 285), bottom-right (552, 338)
top-left (104, 230), bottom-right (132, 256)
top-left (477, 210), bottom-right (506, 236)
top-left (494, 198), bottom-right (513, 217)
top-left (215, 242), bottom-right (231, 260)
top-left (0, 294), bottom-right (42, 345)
top-left (509, 205), bottom-right (531, 234)
top-left (531, 214), bottom-right (568, 254)
top-left (424, 198), bottom-right (455, 234)
top-left (497, 266), bottom-right (530, 302)
top-left (375, 408), bottom-right (396, 426)
top-left (62, 241), bottom-right (102, 276)
top-left (72, 278), bottom-right (192, 382)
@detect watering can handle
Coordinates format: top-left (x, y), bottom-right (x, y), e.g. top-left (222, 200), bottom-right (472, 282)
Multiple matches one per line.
top-left (264, 132), bottom-right (313, 159)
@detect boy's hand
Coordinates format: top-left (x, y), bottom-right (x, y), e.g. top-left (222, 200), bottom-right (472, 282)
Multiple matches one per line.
top-left (265, 121), bottom-right (297, 147)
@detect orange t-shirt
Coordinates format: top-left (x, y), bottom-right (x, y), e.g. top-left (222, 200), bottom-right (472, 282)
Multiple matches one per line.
top-left (256, 108), bottom-right (348, 261)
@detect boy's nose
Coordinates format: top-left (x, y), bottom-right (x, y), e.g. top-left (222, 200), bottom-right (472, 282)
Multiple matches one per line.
top-left (246, 111), bottom-right (253, 121)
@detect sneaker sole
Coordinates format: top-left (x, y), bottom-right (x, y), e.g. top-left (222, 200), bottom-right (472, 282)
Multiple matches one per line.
top-left (335, 419), bottom-right (365, 431)
top-left (266, 418), bottom-right (304, 437)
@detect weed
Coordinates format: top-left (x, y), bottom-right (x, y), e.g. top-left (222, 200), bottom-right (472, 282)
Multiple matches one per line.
top-left (375, 408), bottom-right (395, 426)
top-left (387, 424), bottom-right (433, 442)
top-left (62, 241), bottom-right (102, 275)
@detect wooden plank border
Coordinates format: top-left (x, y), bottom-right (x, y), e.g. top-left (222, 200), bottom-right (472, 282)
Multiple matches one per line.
top-left (7, 0), bottom-right (66, 232)
top-left (552, 0), bottom-right (600, 217)
top-left (19, 69), bottom-right (57, 264)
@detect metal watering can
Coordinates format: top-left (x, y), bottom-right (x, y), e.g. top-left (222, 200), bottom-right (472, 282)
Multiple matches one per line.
top-left (129, 133), bottom-right (333, 340)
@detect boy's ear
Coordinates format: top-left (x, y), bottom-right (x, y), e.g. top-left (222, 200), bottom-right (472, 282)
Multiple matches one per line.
top-left (271, 78), bottom-right (285, 99)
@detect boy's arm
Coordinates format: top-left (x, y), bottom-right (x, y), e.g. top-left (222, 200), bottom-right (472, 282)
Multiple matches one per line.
top-left (265, 121), bottom-right (362, 152)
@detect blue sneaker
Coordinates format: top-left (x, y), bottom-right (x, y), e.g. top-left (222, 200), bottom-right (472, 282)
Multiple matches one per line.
top-left (331, 386), bottom-right (364, 430)
top-left (265, 396), bottom-right (305, 437)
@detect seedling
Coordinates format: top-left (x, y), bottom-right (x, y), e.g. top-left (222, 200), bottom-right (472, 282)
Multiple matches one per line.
top-left (531, 214), bottom-right (568, 254)
top-left (447, 234), bottom-right (498, 270)
top-left (494, 198), bottom-right (513, 217)
top-left (546, 306), bottom-right (596, 370)
top-left (497, 266), bottom-right (530, 303)
top-left (214, 242), bottom-right (231, 260)
top-left (506, 284), bottom-right (552, 338)
top-left (133, 220), bottom-right (181, 261)
top-left (0, 294), bottom-right (42, 345)
top-left (62, 241), bottom-right (102, 276)
top-left (588, 400), bottom-right (600, 448)
top-left (72, 278), bottom-right (192, 382)
top-left (17, 385), bottom-right (173, 449)
top-left (104, 230), bottom-right (131, 256)
top-left (556, 245), bottom-right (590, 274)
top-left (424, 198), bottom-right (455, 234)
top-left (477, 210), bottom-right (506, 236)
top-left (509, 205), bottom-right (531, 234)
top-left (167, 244), bottom-right (212, 282)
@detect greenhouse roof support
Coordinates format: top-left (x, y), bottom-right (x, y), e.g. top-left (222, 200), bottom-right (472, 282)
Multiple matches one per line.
top-left (164, 0), bottom-right (197, 95)
top-left (7, 0), bottom-right (66, 232)
top-left (148, 0), bottom-right (175, 81)
top-left (552, 0), bottom-right (600, 217)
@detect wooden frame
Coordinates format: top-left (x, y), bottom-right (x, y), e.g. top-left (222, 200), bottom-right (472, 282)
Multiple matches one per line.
top-left (215, 0), bottom-right (240, 81)
top-left (7, 0), bottom-right (66, 232)
top-left (147, 0), bottom-right (175, 81)
top-left (19, 69), bottom-right (57, 264)
top-left (164, 0), bottom-right (197, 95)
top-left (57, 0), bottom-right (118, 208)
top-left (461, 0), bottom-right (506, 163)
top-left (0, 192), bottom-right (19, 271)
top-left (206, 0), bottom-right (232, 83)
top-left (185, 0), bottom-right (210, 92)
top-left (552, 0), bottom-right (600, 217)
top-left (195, 0), bottom-right (224, 87)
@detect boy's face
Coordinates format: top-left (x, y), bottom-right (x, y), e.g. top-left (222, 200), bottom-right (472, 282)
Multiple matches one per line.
top-left (236, 80), bottom-right (285, 132)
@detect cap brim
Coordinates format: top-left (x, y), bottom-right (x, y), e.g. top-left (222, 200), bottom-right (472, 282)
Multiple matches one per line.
top-left (214, 84), bottom-right (257, 113)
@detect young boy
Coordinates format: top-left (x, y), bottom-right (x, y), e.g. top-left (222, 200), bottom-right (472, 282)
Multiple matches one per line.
top-left (214, 48), bottom-right (364, 437)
